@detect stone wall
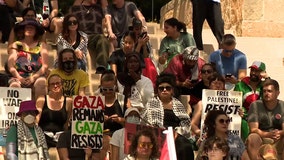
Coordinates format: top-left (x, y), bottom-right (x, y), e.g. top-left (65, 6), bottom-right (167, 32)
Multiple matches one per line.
top-left (160, 0), bottom-right (284, 37)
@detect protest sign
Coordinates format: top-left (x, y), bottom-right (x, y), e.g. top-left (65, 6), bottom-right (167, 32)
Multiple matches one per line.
top-left (124, 123), bottom-right (165, 154)
top-left (71, 95), bottom-right (105, 149)
top-left (0, 87), bottom-right (31, 146)
top-left (201, 89), bottom-right (243, 136)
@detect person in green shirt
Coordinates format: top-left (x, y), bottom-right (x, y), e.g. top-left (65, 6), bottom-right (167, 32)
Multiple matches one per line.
top-left (6, 100), bottom-right (49, 160)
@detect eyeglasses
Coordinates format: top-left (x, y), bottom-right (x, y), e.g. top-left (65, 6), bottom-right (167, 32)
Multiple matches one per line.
top-left (223, 49), bottom-right (234, 53)
top-left (218, 118), bottom-right (230, 124)
top-left (138, 142), bottom-right (153, 149)
top-left (158, 86), bottom-right (172, 92)
top-left (100, 86), bottom-right (116, 92)
top-left (67, 20), bottom-right (78, 26)
top-left (201, 69), bottom-right (213, 74)
top-left (49, 82), bottom-right (61, 86)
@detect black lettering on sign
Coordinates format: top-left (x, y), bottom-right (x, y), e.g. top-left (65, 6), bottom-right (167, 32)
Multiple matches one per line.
top-left (7, 112), bottom-right (16, 119)
top-left (204, 104), bottom-right (240, 114)
top-left (71, 134), bottom-right (103, 149)
top-left (7, 90), bottom-right (19, 98)
top-left (1, 120), bottom-right (17, 128)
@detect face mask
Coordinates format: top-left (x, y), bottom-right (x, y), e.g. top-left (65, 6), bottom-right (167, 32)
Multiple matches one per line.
top-left (62, 61), bottom-right (75, 73)
top-left (126, 116), bottom-right (140, 124)
top-left (23, 114), bottom-right (35, 124)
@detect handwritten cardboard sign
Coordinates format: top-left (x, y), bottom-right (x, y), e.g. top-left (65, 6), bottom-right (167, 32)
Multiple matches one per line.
top-left (71, 95), bottom-right (105, 149)
top-left (201, 89), bottom-right (243, 136)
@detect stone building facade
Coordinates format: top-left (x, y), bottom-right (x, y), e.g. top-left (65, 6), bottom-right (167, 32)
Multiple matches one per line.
top-left (160, 0), bottom-right (284, 37)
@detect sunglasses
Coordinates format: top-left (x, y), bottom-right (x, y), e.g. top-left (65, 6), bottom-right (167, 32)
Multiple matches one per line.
top-left (138, 142), bottom-right (153, 149)
top-left (67, 20), bottom-right (78, 26)
top-left (49, 82), bottom-right (61, 86)
top-left (100, 86), bottom-right (116, 92)
top-left (218, 118), bottom-right (230, 124)
top-left (201, 69), bottom-right (213, 74)
top-left (158, 86), bottom-right (172, 92)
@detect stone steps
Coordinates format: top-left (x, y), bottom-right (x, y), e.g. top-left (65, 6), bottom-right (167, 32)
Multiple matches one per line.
top-left (2, 24), bottom-right (284, 99)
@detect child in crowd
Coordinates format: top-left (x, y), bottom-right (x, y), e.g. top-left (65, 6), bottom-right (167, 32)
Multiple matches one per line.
top-left (202, 136), bottom-right (229, 160)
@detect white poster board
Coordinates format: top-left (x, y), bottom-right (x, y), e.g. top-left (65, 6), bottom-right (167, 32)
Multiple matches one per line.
top-left (201, 89), bottom-right (242, 136)
top-left (0, 87), bottom-right (31, 146)
top-left (71, 95), bottom-right (105, 149)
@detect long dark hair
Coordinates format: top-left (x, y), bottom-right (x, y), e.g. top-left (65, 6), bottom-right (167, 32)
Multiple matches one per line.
top-left (57, 48), bottom-right (78, 71)
top-left (164, 17), bottom-right (187, 33)
top-left (117, 53), bottom-right (142, 110)
top-left (129, 129), bottom-right (160, 159)
top-left (62, 14), bottom-right (80, 42)
top-left (204, 110), bottom-right (228, 138)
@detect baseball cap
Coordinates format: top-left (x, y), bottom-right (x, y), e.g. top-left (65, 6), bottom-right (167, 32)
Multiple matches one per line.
top-left (182, 46), bottom-right (199, 61)
top-left (124, 107), bottom-right (140, 118)
top-left (249, 61), bottom-right (266, 71)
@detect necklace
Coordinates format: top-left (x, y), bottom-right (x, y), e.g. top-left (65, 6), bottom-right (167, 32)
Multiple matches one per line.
top-left (81, 4), bottom-right (93, 14)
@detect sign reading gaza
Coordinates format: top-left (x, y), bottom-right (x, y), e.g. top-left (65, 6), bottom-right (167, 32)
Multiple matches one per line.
top-left (71, 95), bottom-right (105, 149)
top-left (201, 89), bottom-right (243, 136)
top-left (0, 87), bottom-right (31, 146)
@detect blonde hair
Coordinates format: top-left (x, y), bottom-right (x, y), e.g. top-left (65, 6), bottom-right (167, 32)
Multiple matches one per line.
top-left (259, 144), bottom-right (278, 160)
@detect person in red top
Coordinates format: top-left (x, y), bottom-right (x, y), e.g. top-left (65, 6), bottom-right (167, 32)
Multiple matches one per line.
top-left (163, 46), bottom-right (205, 96)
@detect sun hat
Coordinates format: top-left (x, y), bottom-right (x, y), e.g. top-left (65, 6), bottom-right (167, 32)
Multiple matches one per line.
top-left (16, 100), bottom-right (39, 116)
top-left (14, 18), bottom-right (45, 36)
top-left (249, 61), bottom-right (266, 71)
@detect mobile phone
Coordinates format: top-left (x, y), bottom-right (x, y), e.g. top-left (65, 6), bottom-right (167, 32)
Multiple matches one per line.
top-left (139, 32), bottom-right (147, 38)
top-left (226, 73), bottom-right (232, 78)
top-left (191, 79), bottom-right (198, 83)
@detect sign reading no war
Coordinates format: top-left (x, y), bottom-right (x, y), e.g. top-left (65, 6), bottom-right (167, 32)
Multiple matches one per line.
top-left (71, 95), bottom-right (105, 149)
top-left (0, 87), bottom-right (31, 146)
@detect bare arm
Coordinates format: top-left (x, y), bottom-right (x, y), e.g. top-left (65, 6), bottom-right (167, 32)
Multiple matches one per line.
top-left (105, 15), bottom-right (115, 38)
top-left (36, 96), bottom-right (45, 124)
top-left (191, 101), bottom-right (202, 136)
top-left (4, 0), bottom-right (17, 8)
top-left (57, 148), bottom-right (70, 160)
top-left (241, 150), bottom-right (251, 160)
top-left (110, 64), bottom-right (117, 76)
top-left (7, 28), bottom-right (15, 54)
top-left (249, 122), bottom-right (273, 138)
top-left (110, 144), bottom-right (119, 160)
top-left (64, 97), bottom-right (73, 130)
top-left (8, 43), bottom-right (23, 79)
top-left (134, 10), bottom-right (147, 30)
top-left (79, 87), bottom-right (86, 96)
top-left (238, 69), bottom-right (247, 81)
top-left (50, 0), bottom-right (59, 18)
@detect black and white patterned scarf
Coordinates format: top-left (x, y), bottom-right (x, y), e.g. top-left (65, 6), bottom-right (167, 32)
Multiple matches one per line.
top-left (17, 120), bottom-right (49, 160)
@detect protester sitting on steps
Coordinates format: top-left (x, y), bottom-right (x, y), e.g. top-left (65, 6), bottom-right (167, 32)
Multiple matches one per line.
top-left (56, 14), bottom-right (88, 71)
top-left (158, 17), bottom-right (196, 70)
top-left (6, 100), bottom-right (50, 160)
top-left (7, 18), bottom-right (48, 100)
top-left (48, 48), bottom-right (89, 97)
